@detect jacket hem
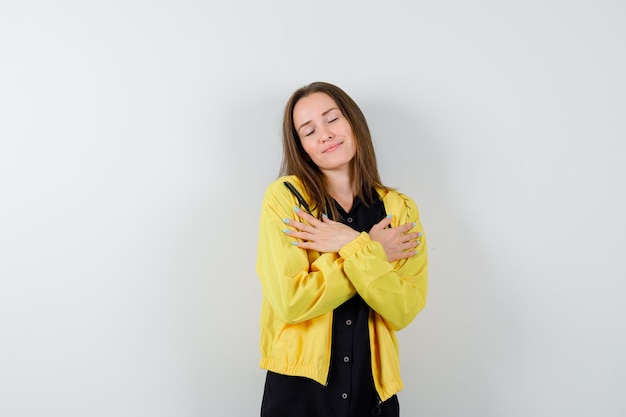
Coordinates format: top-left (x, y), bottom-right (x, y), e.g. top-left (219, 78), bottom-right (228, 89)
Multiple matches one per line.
top-left (260, 358), bottom-right (328, 386)
top-left (377, 377), bottom-right (404, 402)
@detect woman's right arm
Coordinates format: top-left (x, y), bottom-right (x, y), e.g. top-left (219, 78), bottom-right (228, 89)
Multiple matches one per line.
top-left (256, 180), bottom-right (356, 324)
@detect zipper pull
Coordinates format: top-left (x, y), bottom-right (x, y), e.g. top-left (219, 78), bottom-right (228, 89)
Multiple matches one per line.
top-left (372, 395), bottom-right (382, 415)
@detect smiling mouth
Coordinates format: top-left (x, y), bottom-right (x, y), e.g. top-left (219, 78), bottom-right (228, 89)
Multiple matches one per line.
top-left (323, 142), bottom-right (343, 153)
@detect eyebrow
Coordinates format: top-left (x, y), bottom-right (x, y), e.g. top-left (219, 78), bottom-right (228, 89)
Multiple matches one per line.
top-left (296, 107), bottom-right (338, 132)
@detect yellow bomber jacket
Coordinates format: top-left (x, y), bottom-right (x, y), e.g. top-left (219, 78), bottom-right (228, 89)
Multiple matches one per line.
top-left (257, 176), bottom-right (428, 401)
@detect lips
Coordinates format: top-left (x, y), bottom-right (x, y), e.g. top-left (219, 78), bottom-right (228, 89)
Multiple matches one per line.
top-left (322, 141), bottom-right (343, 153)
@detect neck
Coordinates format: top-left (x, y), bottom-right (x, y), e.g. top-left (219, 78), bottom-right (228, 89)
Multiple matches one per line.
top-left (323, 170), bottom-right (354, 212)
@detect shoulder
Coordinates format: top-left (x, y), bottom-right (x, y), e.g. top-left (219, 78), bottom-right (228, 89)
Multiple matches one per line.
top-left (378, 188), bottom-right (421, 219)
top-left (263, 176), bottom-right (303, 198)
top-left (377, 187), bottom-right (415, 206)
top-left (262, 176), bottom-right (308, 207)
top-left (264, 175), bottom-right (302, 192)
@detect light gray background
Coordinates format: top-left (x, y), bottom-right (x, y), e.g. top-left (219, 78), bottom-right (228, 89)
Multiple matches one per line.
top-left (1, 1), bottom-right (625, 416)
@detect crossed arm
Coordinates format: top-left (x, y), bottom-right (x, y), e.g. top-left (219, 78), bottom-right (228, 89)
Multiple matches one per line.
top-left (257, 184), bottom-right (427, 329)
top-left (284, 208), bottom-right (421, 262)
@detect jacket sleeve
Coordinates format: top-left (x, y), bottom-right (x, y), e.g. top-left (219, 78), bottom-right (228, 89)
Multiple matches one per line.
top-left (339, 193), bottom-right (428, 331)
top-left (256, 180), bottom-right (356, 324)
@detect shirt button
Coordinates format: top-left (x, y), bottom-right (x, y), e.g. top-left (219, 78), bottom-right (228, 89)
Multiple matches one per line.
top-left (343, 356), bottom-right (350, 363)
top-left (341, 393), bottom-right (348, 400)
top-left (346, 217), bottom-right (353, 223)
top-left (345, 319), bottom-right (352, 326)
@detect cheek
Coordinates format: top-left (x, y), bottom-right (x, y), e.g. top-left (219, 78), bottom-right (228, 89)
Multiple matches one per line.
top-left (346, 135), bottom-right (357, 152)
top-left (300, 141), bottom-right (317, 160)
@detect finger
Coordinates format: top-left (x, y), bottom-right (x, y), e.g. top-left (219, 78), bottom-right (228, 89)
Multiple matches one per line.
top-left (283, 218), bottom-right (315, 233)
top-left (294, 207), bottom-right (323, 226)
top-left (402, 239), bottom-right (421, 248)
top-left (401, 240), bottom-right (419, 250)
top-left (284, 229), bottom-right (313, 241)
top-left (294, 240), bottom-right (325, 252)
top-left (400, 250), bottom-right (418, 259)
top-left (397, 222), bottom-right (417, 234)
top-left (403, 232), bottom-right (421, 242)
top-left (388, 249), bottom-right (417, 262)
top-left (321, 214), bottom-right (338, 224)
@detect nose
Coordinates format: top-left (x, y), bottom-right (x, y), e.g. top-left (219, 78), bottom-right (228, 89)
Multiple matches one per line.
top-left (319, 126), bottom-right (334, 141)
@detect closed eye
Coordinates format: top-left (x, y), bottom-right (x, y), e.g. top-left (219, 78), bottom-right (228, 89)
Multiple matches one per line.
top-left (326, 110), bottom-right (340, 123)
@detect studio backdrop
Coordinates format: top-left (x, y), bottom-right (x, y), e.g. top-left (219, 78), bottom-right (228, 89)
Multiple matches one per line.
top-left (1, 1), bottom-right (624, 416)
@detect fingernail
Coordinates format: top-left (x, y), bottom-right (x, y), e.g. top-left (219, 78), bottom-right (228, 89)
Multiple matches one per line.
top-left (412, 222), bottom-right (416, 227)
top-left (283, 229), bottom-right (290, 234)
top-left (293, 206), bottom-right (300, 212)
top-left (291, 241), bottom-right (298, 246)
top-left (386, 214), bottom-right (392, 218)
top-left (322, 213), bottom-right (328, 219)
top-left (417, 231), bottom-right (422, 237)
top-left (416, 240), bottom-right (421, 245)
top-left (282, 218), bottom-right (290, 224)
top-left (414, 250), bottom-right (419, 255)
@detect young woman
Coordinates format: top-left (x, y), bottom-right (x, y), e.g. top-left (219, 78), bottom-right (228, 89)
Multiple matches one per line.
top-left (257, 82), bottom-right (428, 417)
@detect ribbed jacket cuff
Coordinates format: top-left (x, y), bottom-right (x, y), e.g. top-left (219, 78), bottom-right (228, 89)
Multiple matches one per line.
top-left (339, 232), bottom-right (371, 259)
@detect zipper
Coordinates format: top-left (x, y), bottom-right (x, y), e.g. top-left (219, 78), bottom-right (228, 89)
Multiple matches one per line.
top-left (372, 393), bottom-right (382, 415)
top-left (324, 357), bottom-right (331, 387)
top-left (323, 313), bottom-right (333, 387)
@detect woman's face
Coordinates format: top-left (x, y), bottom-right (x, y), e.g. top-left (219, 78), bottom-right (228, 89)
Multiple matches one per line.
top-left (292, 92), bottom-right (356, 176)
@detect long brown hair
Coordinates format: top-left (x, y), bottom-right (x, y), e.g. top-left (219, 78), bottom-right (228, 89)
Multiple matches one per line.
top-left (280, 82), bottom-right (388, 220)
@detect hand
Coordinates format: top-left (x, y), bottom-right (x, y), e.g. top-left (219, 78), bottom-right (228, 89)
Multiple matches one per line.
top-left (369, 216), bottom-right (421, 262)
top-left (284, 207), bottom-right (360, 253)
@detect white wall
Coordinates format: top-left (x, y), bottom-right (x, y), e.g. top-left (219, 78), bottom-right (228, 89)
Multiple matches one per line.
top-left (1, 1), bottom-right (624, 416)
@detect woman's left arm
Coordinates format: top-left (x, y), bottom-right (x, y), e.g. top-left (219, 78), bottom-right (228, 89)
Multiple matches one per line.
top-left (339, 195), bottom-right (428, 331)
